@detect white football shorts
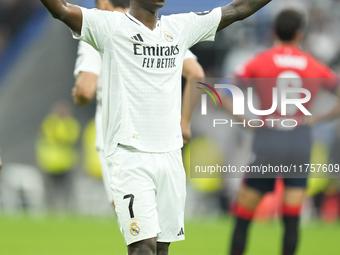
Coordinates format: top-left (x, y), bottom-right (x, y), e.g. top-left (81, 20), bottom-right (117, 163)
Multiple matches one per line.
top-left (106, 144), bottom-right (186, 245)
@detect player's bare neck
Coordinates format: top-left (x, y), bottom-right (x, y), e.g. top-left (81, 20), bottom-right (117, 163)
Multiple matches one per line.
top-left (113, 7), bottom-right (129, 13)
top-left (274, 33), bottom-right (302, 48)
top-left (275, 40), bottom-right (300, 48)
top-left (129, 4), bottom-right (159, 31)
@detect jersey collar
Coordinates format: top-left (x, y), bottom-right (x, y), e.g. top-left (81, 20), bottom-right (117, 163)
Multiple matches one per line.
top-left (125, 13), bottom-right (160, 31)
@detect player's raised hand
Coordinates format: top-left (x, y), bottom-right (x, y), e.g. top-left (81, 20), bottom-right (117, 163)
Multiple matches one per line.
top-left (40, 0), bottom-right (82, 35)
top-left (217, 0), bottom-right (272, 31)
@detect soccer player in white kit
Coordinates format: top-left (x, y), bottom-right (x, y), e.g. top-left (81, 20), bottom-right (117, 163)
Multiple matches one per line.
top-left (73, 0), bottom-right (204, 209)
top-left (74, 0), bottom-right (205, 208)
top-left (39, 0), bottom-right (273, 254)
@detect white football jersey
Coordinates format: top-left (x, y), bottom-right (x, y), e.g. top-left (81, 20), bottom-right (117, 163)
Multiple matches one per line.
top-left (72, 7), bottom-right (221, 156)
top-left (74, 41), bottom-right (197, 151)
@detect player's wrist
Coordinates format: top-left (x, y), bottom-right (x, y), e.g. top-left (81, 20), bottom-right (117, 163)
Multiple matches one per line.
top-left (181, 117), bottom-right (190, 126)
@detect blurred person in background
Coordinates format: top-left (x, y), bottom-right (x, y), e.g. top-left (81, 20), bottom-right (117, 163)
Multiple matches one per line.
top-left (0, 163), bottom-right (45, 215)
top-left (40, 0), bottom-right (272, 253)
top-left (36, 101), bottom-right (80, 213)
top-left (223, 9), bottom-right (340, 255)
top-left (73, 0), bottom-right (131, 211)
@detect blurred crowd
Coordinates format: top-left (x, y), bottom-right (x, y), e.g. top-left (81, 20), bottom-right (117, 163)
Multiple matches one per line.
top-left (0, 0), bottom-right (39, 57)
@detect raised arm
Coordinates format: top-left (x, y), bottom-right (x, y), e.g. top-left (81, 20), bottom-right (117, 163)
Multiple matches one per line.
top-left (40, 0), bottom-right (82, 35)
top-left (217, 0), bottom-right (272, 31)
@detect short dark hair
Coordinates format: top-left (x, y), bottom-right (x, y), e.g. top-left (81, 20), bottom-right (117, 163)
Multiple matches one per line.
top-left (109, 0), bottom-right (130, 8)
top-left (275, 9), bottom-right (305, 42)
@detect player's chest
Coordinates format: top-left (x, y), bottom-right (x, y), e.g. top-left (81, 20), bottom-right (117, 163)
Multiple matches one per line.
top-left (107, 20), bottom-right (184, 70)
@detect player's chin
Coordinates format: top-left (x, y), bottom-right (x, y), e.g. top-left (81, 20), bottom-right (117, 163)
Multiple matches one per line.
top-left (153, 0), bottom-right (166, 7)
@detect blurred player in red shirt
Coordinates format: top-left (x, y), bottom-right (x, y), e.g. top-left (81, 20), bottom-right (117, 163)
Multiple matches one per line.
top-left (227, 9), bottom-right (340, 255)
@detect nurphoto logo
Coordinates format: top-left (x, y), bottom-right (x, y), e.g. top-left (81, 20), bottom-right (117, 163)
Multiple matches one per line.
top-left (197, 80), bottom-right (312, 129)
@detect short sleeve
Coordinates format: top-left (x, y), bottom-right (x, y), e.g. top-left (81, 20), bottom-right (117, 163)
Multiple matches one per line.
top-left (178, 8), bottom-right (222, 48)
top-left (184, 50), bottom-right (197, 60)
top-left (74, 41), bottom-right (102, 78)
top-left (71, 7), bottom-right (120, 52)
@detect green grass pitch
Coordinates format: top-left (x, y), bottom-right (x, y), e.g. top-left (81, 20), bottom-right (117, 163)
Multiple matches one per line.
top-left (0, 215), bottom-right (339, 255)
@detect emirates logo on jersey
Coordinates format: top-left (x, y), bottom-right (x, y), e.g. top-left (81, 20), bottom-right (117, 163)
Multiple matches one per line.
top-left (133, 43), bottom-right (179, 69)
top-left (133, 44), bottom-right (179, 57)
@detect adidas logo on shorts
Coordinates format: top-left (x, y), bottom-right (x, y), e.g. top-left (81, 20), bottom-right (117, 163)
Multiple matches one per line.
top-left (177, 227), bottom-right (184, 236)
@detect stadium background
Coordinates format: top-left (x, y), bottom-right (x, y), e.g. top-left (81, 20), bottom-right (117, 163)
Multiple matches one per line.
top-left (0, 0), bottom-right (340, 254)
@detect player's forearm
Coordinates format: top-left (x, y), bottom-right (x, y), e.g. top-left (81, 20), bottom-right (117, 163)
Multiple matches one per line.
top-left (40, 0), bottom-right (82, 34)
top-left (181, 65), bottom-right (205, 143)
top-left (181, 81), bottom-right (191, 144)
top-left (181, 79), bottom-right (201, 144)
top-left (181, 59), bottom-right (205, 122)
top-left (181, 79), bottom-right (193, 125)
top-left (182, 83), bottom-right (204, 125)
top-left (40, 0), bottom-right (68, 19)
top-left (218, 0), bottom-right (272, 31)
top-left (235, 0), bottom-right (272, 20)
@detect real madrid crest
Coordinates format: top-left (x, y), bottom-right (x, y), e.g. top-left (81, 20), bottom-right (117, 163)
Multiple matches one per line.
top-left (164, 30), bottom-right (174, 42)
top-left (130, 222), bottom-right (140, 236)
